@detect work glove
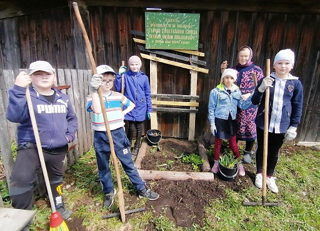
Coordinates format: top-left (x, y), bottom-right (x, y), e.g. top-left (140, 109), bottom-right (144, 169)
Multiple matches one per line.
top-left (147, 112), bottom-right (151, 120)
top-left (258, 76), bottom-right (274, 93)
top-left (210, 124), bottom-right (217, 135)
top-left (119, 66), bottom-right (127, 75)
top-left (90, 74), bottom-right (103, 92)
top-left (284, 126), bottom-right (297, 142)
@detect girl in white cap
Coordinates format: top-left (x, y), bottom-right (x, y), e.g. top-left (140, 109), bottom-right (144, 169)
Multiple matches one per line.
top-left (208, 68), bottom-right (253, 176)
top-left (252, 49), bottom-right (303, 193)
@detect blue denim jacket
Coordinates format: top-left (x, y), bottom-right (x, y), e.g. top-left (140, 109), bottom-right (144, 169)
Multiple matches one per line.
top-left (208, 83), bottom-right (252, 125)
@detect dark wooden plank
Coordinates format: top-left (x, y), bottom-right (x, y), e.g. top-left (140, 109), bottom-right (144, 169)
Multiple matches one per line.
top-left (137, 45), bottom-right (207, 66)
top-left (151, 94), bottom-right (199, 100)
top-left (154, 108), bottom-right (198, 113)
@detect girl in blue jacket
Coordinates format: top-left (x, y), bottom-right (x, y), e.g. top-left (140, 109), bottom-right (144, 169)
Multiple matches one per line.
top-left (208, 68), bottom-right (252, 176)
top-left (252, 49), bottom-right (303, 193)
top-left (115, 56), bottom-right (153, 156)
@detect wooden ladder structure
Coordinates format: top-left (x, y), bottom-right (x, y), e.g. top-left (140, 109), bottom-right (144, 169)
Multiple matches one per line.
top-left (132, 31), bottom-right (209, 140)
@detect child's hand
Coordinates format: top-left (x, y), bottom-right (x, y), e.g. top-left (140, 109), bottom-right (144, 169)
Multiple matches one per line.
top-left (258, 76), bottom-right (274, 92)
top-left (284, 126), bottom-right (297, 142)
top-left (210, 124), bottom-right (217, 135)
top-left (241, 93), bottom-right (251, 100)
top-left (15, 71), bottom-right (31, 88)
top-left (90, 74), bottom-right (103, 92)
top-left (119, 66), bottom-right (127, 75)
top-left (221, 60), bottom-right (228, 73)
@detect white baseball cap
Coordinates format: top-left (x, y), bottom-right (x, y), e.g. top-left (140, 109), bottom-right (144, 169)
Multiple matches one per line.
top-left (96, 65), bottom-right (117, 75)
top-left (29, 61), bottom-right (55, 75)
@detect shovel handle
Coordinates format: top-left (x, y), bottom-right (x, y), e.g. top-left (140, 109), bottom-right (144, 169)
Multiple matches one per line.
top-left (262, 59), bottom-right (271, 204)
top-left (72, 2), bottom-right (126, 222)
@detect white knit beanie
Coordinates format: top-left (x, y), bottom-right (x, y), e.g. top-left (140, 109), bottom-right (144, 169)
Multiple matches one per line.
top-left (273, 49), bottom-right (295, 66)
top-left (128, 55), bottom-right (142, 67)
top-left (221, 68), bottom-right (238, 83)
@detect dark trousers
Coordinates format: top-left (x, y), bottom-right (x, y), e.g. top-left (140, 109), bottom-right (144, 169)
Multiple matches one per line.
top-left (255, 128), bottom-right (285, 176)
top-left (93, 128), bottom-right (146, 194)
top-left (9, 143), bottom-right (66, 210)
top-left (126, 121), bottom-right (143, 148)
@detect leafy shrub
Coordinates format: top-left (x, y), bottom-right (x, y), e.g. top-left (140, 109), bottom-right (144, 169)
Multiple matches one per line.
top-left (181, 153), bottom-right (204, 171)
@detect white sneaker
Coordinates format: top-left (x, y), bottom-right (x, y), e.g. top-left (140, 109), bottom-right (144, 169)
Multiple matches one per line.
top-left (255, 173), bottom-right (262, 189)
top-left (266, 177), bottom-right (279, 193)
top-left (238, 163), bottom-right (245, 176)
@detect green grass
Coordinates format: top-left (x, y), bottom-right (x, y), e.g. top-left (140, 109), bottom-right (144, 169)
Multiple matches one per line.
top-left (1, 144), bottom-right (319, 230)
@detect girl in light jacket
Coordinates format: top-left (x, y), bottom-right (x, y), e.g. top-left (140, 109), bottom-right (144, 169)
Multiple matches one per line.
top-left (208, 68), bottom-right (252, 176)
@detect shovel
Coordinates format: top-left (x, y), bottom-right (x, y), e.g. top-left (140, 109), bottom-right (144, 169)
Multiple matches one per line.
top-left (243, 59), bottom-right (281, 207)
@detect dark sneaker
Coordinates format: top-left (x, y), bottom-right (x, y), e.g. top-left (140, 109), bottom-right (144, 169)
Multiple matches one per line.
top-left (56, 206), bottom-right (72, 220)
top-left (139, 188), bottom-right (159, 200)
top-left (104, 189), bottom-right (116, 208)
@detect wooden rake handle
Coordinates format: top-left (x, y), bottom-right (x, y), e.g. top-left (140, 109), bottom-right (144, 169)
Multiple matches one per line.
top-left (72, 2), bottom-right (126, 222)
top-left (25, 87), bottom-right (56, 213)
top-left (262, 59), bottom-right (271, 205)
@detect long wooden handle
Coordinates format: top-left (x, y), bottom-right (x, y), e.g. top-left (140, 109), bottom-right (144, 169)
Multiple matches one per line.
top-left (72, 2), bottom-right (126, 222)
top-left (121, 60), bottom-right (125, 95)
top-left (262, 59), bottom-right (270, 205)
top-left (26, 87), bottom-right (56, 213)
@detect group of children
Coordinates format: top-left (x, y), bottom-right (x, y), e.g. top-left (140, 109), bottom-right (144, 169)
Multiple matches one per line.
top-left (209, 48), bottom-right (303, 194)
top-left (5, 48), bottom-right (303, 228)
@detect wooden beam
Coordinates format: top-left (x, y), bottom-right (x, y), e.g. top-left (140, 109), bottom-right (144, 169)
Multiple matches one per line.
top-left (137, 45), bottom-right (206, 66)
top-left (138, 170), bottom-right (214, 181)
top-left (140, 53), bottom-right (209, 74)
top-left (152, 100), bottom-right (199, 107)
top-left (151, 94), bottom-right (199, 100)
top-left (153, 108), bottom-right (198, 113)
top-left (197, 139), bottom-right (211, 172)
top-left (133, 38), bottom-right (205, 57)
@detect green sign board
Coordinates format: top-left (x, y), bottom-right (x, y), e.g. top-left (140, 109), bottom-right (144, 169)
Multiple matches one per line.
top-left (145, 12), bottom-right (200, 50)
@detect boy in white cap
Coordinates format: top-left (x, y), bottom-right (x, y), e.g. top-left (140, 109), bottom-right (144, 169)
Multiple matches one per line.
top-left (86, 65), bottom-right (159, 209)
top-left (114, 55), bottom-right (153, 156)
top-left (208, 68), bottom-right (252, 176)
top-left (252, 49), bottom-right (303, 193)
top-left (6, 61), bottom-right (78, 223)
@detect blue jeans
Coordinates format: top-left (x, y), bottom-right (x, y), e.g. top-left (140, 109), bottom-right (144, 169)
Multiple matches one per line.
top-left (93, 128), bottom-right (146, 194)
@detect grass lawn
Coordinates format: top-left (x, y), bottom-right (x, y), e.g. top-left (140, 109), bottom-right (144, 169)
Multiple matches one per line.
top-left (0, 143), bottom-right (319, 230)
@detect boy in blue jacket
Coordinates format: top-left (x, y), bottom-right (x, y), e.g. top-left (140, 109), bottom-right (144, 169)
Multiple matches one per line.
top-left (252, 49), bottom-right (303, 193)
top-left (6, 61), bottom-right (78, 221)
top-left (115, 56), bottom-right (153, 156)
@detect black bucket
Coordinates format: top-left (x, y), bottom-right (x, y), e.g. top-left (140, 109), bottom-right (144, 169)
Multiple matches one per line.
top-left (218, 164), bottom-right (238, 181)
top-left (146, 129), bottom-right (162, 146)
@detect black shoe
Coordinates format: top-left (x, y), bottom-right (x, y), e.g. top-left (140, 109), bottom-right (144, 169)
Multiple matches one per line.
top-left (139, 188), bottom-right (159, 200)
top-left (104, 189), bottom-right (116, 208)
top-left (56, 206), bottom-right (72, 220)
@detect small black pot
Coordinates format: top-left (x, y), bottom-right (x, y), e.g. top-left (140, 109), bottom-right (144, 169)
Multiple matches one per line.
top-left (218, 163), bottom-right (238, 181)
top-left (146, 129), bottom-right (162, 146)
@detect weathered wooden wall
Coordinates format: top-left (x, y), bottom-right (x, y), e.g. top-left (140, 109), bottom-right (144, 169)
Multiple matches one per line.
top-left (0, 6), bottom-right (319, 159)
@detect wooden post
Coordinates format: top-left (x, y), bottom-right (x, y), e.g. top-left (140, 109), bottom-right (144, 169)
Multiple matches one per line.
top-left (188, 55), bottom-right (198, 140)
top-left (150, 53), bottom-right (158, 129)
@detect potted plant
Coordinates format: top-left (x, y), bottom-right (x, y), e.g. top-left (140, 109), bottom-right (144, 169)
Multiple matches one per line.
top-left (218, 152), bottom-right (239, 180)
